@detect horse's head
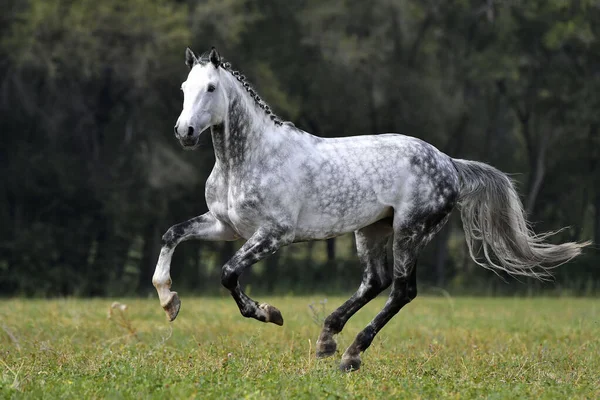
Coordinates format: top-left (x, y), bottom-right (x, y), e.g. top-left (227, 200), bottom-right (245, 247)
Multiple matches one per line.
top-left (175, 47), bottom-right (228, 149)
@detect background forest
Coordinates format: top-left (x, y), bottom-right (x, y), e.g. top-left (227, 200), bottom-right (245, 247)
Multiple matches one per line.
top-left (1, 0), bottom-right (599, 297)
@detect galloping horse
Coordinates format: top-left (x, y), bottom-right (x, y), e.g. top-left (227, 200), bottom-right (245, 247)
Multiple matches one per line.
top-left (152, 47), bottom-right (588, 371)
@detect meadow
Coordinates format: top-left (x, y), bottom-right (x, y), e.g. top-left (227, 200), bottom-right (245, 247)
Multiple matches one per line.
top-left (0, 296), bottom-right (598, 399)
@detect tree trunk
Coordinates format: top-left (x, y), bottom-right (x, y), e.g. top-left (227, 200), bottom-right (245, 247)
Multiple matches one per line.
top-left (88, 227), bottom-right (131, 296)
top-left (220, 241), bottom-right (235, 266)
top-left (194, 245), bottom-right (204, 292)
top-left (138, 222), bottom-right (160, 295)
top-left (306, 241), bottom-right (315, 265)
top-left (326, 238), bottom-right (336, 261)
top-left (595, 193), bottom-right (600, 247)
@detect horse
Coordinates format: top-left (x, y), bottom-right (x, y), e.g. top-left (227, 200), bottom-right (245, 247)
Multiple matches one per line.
top-left (152, 47), bottom-right (589, 371)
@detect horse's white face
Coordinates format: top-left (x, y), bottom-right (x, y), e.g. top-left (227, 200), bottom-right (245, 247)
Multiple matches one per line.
top-left (175, 49), bottom-right (228, 149)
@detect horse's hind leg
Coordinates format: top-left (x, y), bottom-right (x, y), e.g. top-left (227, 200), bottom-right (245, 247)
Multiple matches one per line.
top-left (316, 219), bottom-right (393, 358)
top-left (339, 213), bottom-right (451, 371)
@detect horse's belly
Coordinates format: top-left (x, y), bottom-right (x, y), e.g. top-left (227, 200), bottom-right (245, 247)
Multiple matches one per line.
top-left (293, 161), bottom-right (409, 240)
top-left (294, 200), bottom-right (393, 241)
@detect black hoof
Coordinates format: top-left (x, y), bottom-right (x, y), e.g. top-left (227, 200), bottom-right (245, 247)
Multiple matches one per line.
top-left (339, 356), bottom-right (361, 372)
top-left (316, 339), bottom-right (337, 359)
top-left (259, 303), bottom-right (284, 326)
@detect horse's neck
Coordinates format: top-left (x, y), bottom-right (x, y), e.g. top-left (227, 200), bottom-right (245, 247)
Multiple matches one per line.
top-left (211, 94), bottom-right (275, 172)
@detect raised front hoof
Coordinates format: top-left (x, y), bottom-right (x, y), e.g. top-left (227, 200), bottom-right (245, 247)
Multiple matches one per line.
top-left (339, 356), bottom-right (361, 372)
top-left (316, 339), bottom-right (337, 359)
top-left (259, 303), bottom-right (284, 326)
top-left (162, 292), bottom-right (181, 322)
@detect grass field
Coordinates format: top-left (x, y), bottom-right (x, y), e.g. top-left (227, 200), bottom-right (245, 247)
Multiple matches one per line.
top-left (1, 296), bottom-right (598, 399)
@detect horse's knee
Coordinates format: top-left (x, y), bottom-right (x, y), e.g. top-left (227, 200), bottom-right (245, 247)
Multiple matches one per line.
top-left (395, 279), bottom-right (417, 302)
top-left (220, 266), bottom-right (237, 290)
top-left (161, 231), bottom-right (173, 247)
top-left (388, 281), bottom-right (416, 307)
top-left (162, 220), bottom-right (193, 247)
top-left (162, 227), bottom-right (179, 248)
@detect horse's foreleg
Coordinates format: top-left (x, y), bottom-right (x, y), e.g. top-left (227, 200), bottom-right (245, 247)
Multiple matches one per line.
top-left (316, 221), bottom-right (392, 358)
top-left (152, 212), bottom-right (238, 321)
top-left (221, 227), bottom-right (292, 326)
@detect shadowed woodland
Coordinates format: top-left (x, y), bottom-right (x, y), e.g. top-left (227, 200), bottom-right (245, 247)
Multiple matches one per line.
top-left (1, 0), bottom-right (599, 297)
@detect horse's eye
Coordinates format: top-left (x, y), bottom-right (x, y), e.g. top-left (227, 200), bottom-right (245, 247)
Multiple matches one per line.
top-left (208, 84), bottom-right (216, 93)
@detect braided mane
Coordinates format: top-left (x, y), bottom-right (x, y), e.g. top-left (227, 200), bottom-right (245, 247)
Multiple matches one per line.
top-left (197, 53), bottom-right (284, 127)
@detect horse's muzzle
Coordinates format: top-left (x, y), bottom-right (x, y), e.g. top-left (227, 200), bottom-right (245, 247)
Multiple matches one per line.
top-left (179, 135), bottom-right (199, 149)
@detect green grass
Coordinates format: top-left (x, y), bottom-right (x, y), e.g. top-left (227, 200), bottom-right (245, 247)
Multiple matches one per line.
top-left (1, 296), bottom-right (599, 399)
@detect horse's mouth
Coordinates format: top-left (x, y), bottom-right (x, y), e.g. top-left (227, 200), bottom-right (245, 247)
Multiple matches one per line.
top-left (179, 136), bottom-right (200, 150)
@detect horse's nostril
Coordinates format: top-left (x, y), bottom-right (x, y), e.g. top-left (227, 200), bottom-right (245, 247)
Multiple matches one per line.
top-left (187, 126), bottom-right (194, 137)
top-left (174, 125), bottom-right (178, 135)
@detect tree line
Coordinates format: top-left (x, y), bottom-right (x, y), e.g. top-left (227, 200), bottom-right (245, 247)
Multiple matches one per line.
top-left (1, 0), bottom-right (598, 297)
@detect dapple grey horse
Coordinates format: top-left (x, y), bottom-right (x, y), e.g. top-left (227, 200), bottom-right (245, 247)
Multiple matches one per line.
top-left (152, 47), bottom-right (588, 371)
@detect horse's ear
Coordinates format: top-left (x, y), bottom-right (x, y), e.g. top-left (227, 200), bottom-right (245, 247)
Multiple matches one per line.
top-left (185, 47), bottom-right (198, 69)
top-left (209, 47), bottom-right (221, 68)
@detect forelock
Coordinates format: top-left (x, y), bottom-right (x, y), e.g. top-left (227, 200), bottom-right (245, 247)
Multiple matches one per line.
top-left (196, 51), bottom-right (215, 66)
top-left (187, 62), bottom-right (218, 83)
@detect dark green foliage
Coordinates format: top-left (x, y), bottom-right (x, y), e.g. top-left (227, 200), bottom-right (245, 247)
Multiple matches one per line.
top-left (0, 0), bottom-right (598, 296)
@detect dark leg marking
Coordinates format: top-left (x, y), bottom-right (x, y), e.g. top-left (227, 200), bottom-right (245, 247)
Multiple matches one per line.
top-left (162, 213), bottom-right (237, 248)
top-left (339, 210), bottom-right (452, 372)
top-left (162, 219), bottom-right (198, 248)
top-left (316, 220), bottom-right (393, 358)
top-left (221, 227), bottom-right (292, 326)
top-left (339, 262), bottom-right (417, 372)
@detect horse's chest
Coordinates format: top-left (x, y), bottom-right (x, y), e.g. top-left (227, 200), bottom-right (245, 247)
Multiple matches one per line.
top-left (205, 172), bottom-right (233, 226)
top-left (226, 206), bottom-right (257, 238)
top-left (206, 181), bottom-right (263, 239)
top-left (225, 187), bottom-right (267, 238)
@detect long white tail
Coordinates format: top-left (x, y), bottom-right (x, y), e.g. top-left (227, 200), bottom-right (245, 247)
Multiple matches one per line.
top-left (453, 159), bottom-right (590, 280)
